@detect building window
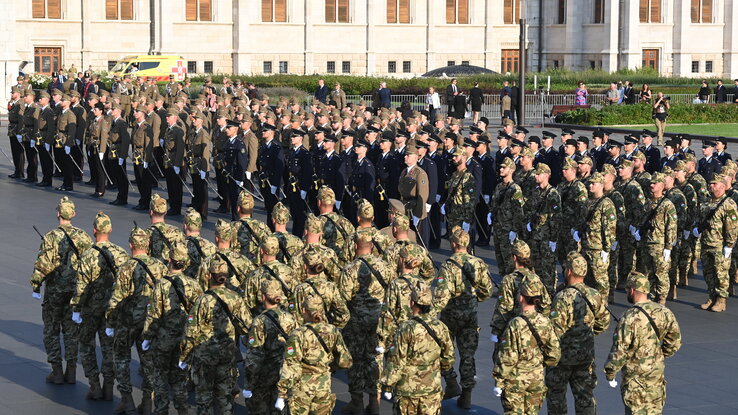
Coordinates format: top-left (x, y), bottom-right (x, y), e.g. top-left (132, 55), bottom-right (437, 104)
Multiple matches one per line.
top-left (187, 61), bottom-right (197, 73)
top-left (342, 61), bottom-right (351, 73)
top-left (402, 61), bottom-right (411, 73)
top-left (593, 0), bottom-right (604, 23)
top-left (387, 0), bottom-right (410, 23)
top-left (639, 0), bottom-right (661, 23)
top-left (327, 61), bottom-right (336, 73)
top-left (691, 0), bottom-right (713, 23)
top-left (186, 0), bottom-right (212, 21)
top-left (557, 0), bottom-right (565, 23)
top-left (326, 0), bottom-right (349, 23)
top-left (642, 49), bottom-right (659, 71)
top-left (34, 47), bottom-right (61, 75)
top-left (263, 61), bottom-right (273, 74)
top-left (461, 60), bottom-right (469, 65)
top-left (107, 60), bottom-right (117, 70)
top-left (279, 61), bottom-right (288, 74)
top-left (691, 61), bottom-right (700, 72)
top-left (447, 60), bottom-right (456, 66)
top-left (106, 0), bottom-right (134, 20)
top-left (203, 61), bottom-right (213, 73)
top-left (503, 0), bottom-right (521, 24)
top-left (446, 0), bottom-right (469, 24)
top-left (262, 0), bottom-right (287, 22)
top-left (705, 60), bottom-right (713, 72)
top-left (32, 0), bottom-right (61, 19)
top-left (388, 61), bottom-right (397, 73)
top-left (501, 49), bottom-right (520, 73)
top-left (590, 60), bottom-right (596, 69)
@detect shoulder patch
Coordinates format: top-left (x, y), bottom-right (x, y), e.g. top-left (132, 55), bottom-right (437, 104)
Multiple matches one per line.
top-left (286, 346), bottom-right (295, 355)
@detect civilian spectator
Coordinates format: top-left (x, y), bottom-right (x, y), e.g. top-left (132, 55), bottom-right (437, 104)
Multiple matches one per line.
top-left (698, 80), bottom-right (710, 103)
top-left (378, 82), bottom-right (391, 109)
top-left (455, 89), bottom-right (468, 120)
top-left (469, 82), bottom-right (483, 124)
top-left (715, 80), bottom-right (728, 103)
top-left (623, 81), bottom-right (636, 104)
top-left (329, 82), bottom-right (346, 109)
top-left (652, 92), bottom-right (670, 146)
top-left (606, 83), bottom-right (619, 105)
top-left (446, 79), bottom-right (459, 116)
top-left (734, 79), bottom-right (738, 104)
top-left (501, 90), bottom-right (512, 122)
top-left (617, 81), bottom-right (625, 104)
top-left (575, 81), bottom-right (589, 106)
top-left (500, 80), bottom-right (512, 97)
top-left (640, 84), bottom-right (652, 103)
top-left (510, 81), bottom-right (519, 124)
top-left (426, 86), bottom-right (441, 121)
top-left (314, 79), bottom-right (329, 104)
top-left (48, 72), bottom-right (63, 94)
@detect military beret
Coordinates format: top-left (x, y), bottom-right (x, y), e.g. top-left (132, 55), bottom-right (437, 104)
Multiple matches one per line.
top-left (607, 140), bottom-right (623, 149)
top-left (388, 198), bottom-right (405, 215)
top-left (209, 255), bottom-right (229, 276)
top-left (703, 140), bottom-right (716, 148)
top-left (479, 117), bottom-right (489, 126)
top-left (450, 227), bottom-right (470, 247)
top-left (261, 278), bottom-right (284, 300)
top-left (129, 227), bottom-right (149, 249)
top-left (393, 214), bottom-right (410, 231)
top-left (405, 145), bottom-right (418, 155)
top-left (318, 186), bottom-right (336, 204)
top-left (261, 235), bottom-right (280, 256)
top-left (184, 207), bottom-right (203, 230)
top-left (534, 163), bottom-right (551, 175)
top-left (169, 241), bottom-right (189, 263)
top-left (589, 172), bottom-right (605, 184)
top-left (561, 128), bottom-right (576, 136)
top-left (93, 211), bottom-right (112, 233)
top-left (215, 219), bottom-right (235, 240)
top-left (626, 271), bottom-right (650, 293)
top-left (520, 278), bottom-right (545, 297)
top-left (150, 193), bottom-right (168, 214)
top-left (542, 131), bottom-right (556, 139)
top-left (512, 239), bottom-right (530, 258)
top-left (262, 122), bottom-right (277, 131)
top-left (528, 136), bottom-right (541, 145)
top-left (673, 160), bottom-right (688, 172)
top-left (462, 138), bottom-right (477, 148)
top-left (444, 132), bottom-right (458, 141)
top-left (469, 126), bottom-right (483, 135)
top-left (410, 280), bottom-right (433, 306)
top-left (710, 173), bottom-right (727, 184)
top-left (577, 136), bottom-right (589, 145)
top-left (578, 156), bottom-right (593, 166)
top-left (272, 202), bottom-right (291, 225)
top-left (499, 157), bottom-right (515, 169)
top-left (516, 126), bottom-right (529, 134)
top-left (238, 190), bottom-right (254, 210)
top-left (620, 159), bottom-right (634, 168)
top-left (683, 153), bottom-right (696, 163)
top-left (632, 151), bottom-right (646, 161)
top-left (564, 139), bottom-right (577, 147)
top-left (562, 158), bottom-right (578, 170)
top-left (624, 135), bottom-right (639, 145)
top-left (566, 251), bottom-right (588, 277)
top-left (602, 164), bottom-right (617, 176)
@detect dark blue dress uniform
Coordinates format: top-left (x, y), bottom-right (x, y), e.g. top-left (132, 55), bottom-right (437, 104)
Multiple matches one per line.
top-left (349, 155), bottom-right (376, 225)
top-left (716, 148), bottom-right (732, 165)
top-left (476, 151), bottom-right (496, 245)
top-left (223, 132), bottom-right (248, 220)
top-left (287, 140), bottom-right (313, 237)
top-left (603, 140), bottom-right (624, 170)
top-left (640, 144), bottom-right (661, 173)
top-left (428, 146), bottom-right (446, 248)
top-left (660, 154), bottom-right (679, 171)
top-left (374, 149), bottom-right (401, 229)
top-left (319, 148), bottom-right (344, 199)
top-left (540, 146), bottom-right (562, 186)
top-left (417, 148), bottom-right (438, 245)
top-left (678, 147), bottom-right (695, 159)
top-left (258, 137), bottom-right (284, 228)
top-left (698, 154), bottom-right (722, 182)
top-left (589, 144), bottom-right (608, 172)
top-left (338, 143), bottom-right (358, 219)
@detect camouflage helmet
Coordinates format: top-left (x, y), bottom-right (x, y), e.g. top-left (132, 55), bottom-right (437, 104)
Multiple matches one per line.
top-left (93, 211), bottom-right (112, 233)
top-left (512, 239), bottom-right (530, 259)
top-left (209, 255), bottom-right (229, 276)
top-left (169, 241), bottom-right (189, 263)
top-left (410, 280), bottom-right (433, 306)
top-left (566, 251), bottom-right (588, 277)
top-left (357, 199), bottom-right (374, 220)
top-left (626, 271), bottom-right (650, 293)
top-left (238, 191), bottom-right (255, 210)
top-left (520, 278), bottom-right (545, 297)
top-left (150, 193), bottom-right (168, 214)
top-left (272, 202), bottom-right (291, 225)
top-left (305, 214), bottom-right (324, 234)
top-left (393, 214), bottom-right (410, 231)
top-left (57, 196), bottom-right (75, 220)
top-left (215, 219), bottom-right (234, 240)
top-left (184, 207), bottom-right (203, 230)
top-left (450, 226), bottom-right (470, 247)
top-left (261, 235), bottom-right (280, 256)
top-left (260, 278), bottom-right (283, 302)
top-left (129, 227), bottom-right (149, 250)
top-left (318, 186), bottom-right (336, 204)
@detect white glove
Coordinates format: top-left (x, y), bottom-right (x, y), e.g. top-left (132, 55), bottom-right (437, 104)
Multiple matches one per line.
top-left (383, 392), bottom-right (393, 400)
top-left (375, 346), bottom-right (385, 354)
top-left (118, 158), bottom-right (124, 166)
top-left (76, 139), bottom-right (81, 146)
top-left (275, 397), bottom-right (285, 411)
top-left (335, 200), bottom-right (342, 210)
top-left (425, 203), bottom-right (432, 213)
top-left (45, 143), bottom-right (51, 152)
top-left (173, 166), bottom-right (180, 174)
top-left (199, 170), bottom-right (206, 180)
top-left (526, 222), bottom-right (532, 232)
top-left (483, 195), bottom-right (490, 204)
top-left (462, 222), bottom-right (470, 233)
top-left (141, 340), bottom-right (151, 351)
top-left (572, 231), bottom-right (580, 243)
top-left (724, 246), bottom-right (733, 259)
top-left (435, 194), bottom-right (441, 203)
top-left (98, 152), bottom-right (104, 160)
top-left (245, 171), bottom-right (252, 180)
top-left (242, 390), bottom-right (252, 399)
top-left (440, 204), bottom-right (446, 215)
top-left (64, 146), bottom-right (71, 154)
top-left (178, 361), bottom-right (188, 370)
top-left (143, 161), bottom-right (149, 169)
top-left (608, 380), bottom-right (618, 388)
top-left (493, 387), bottom-right (503, 397)
top-left (16, 134), bottom-right (22, 142)
top-left (236, 180), bottom-right (243, 188)
top-left (633, 230), bottom-right (641, 242)
top-left (32, 292), bottom-right (42, 300)
top-left (611, 241), bottom-right (619, 251)
top-left (600, 251), bottom-right (609, 262)
top-left (692, 227), bottom-right (700, 238)
top-left (270, 185), bottom-right (278, 195)
top-left (549, 241), bottom-right (557, 252)
top-left (629, 225), bottom-right (636, 236)
top-left (71, 312), bottom-right (82, 324)
top-left (300, 190), bottom-right (307, 200)
top-left (30, 139), bottom-right (36, 147)
top-left (663, 249), bottom-right (671, 262)
top-left (487, 213), bottom-right (492, 225)
top-left (159, 139), bottom-right (164, 146)
top-left (105, 328), bottom-right (114, 337)
top-left (508, 231), bottom-right (517, 244)
top-left (683, 230), bottom-right (690, 240)
top-left (490, 334), bottom-right (498, 343)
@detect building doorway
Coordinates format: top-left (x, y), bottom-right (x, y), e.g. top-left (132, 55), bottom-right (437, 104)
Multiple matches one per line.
top-left (642, 49), bottom-right (659, 72)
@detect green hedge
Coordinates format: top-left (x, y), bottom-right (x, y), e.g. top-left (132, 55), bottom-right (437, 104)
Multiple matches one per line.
top-left (558, 102), bottom-right (738, 125)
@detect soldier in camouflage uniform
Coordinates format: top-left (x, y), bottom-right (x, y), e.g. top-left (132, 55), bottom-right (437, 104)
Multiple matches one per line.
top-left (243, 236), bottom-right (300, 316)
top-left (289, 214), bottom-right (342, 282)
top-left (383, 215), bottom-right (435, 283)
top-left (183, 208), bottom-right (216, 280)
top-left (526, 163), bottom-right (562, 296)
top-left (243, 279), bottom-right (298, 415)
top-left (432, 228), bottom-right (493, 408)
top-left (380, 282), bottom-right (455, 415)
top-left (632, 152), bottom-right (652, 196)
top-left (231, 191), bottom-right (271, 265)
top-left (30, 196), bottom-right (92, 384)
top-left (514, 146), bottom-right (538, 202)
top-left (276, 294), bottom-right (353, 415)
top-left (490, 157), bottom-right (524, 276)
top-left (557, 158), bottom-right (588, 265)
top-left (292, 245), bottom-right (350, 328)
top-left (490, 240), bottom-right (551, 341)
top-left (492, 278), bottom-right (561, 415)
top-left (604, 271), bottom-right (682, 414)
top-left (444, 145), bottom-right (477, 234)
top-left (674, 161), bottom-right (699, 288)
top-left (197, 219), bottom-right (254, 294)
top-left (662, 167), bottom-right (690, 300)
top-left (617, 159), bottom-right (646, 289)
top-left (72, 212), bottom-right (128, 400)
top-left (106, 227), bottom-right (167, 413)
top-left (316, 186), bottom-right (356, 267)
top-left (142, 242), bottom-right (203, 414)
top-left (685, 153), bottom-right (710, 278)
top-left (271, 202), bottom-right (305, 264)
top-left (341, 199), bottom-right (393, 263)
top-left (580, 173), bottom-right (617, 299)
top-left (696, 174), bottom-right (738, 312)
top-left (146, 193), bottom-right (186, 262)
top-left (180, 256), bottom-right (252, 415)
top-left (338, 231), bottom-right (394, 414)
top-left (603, 164), bottom-right (627, 303)
top-left (546, 252), bottom-right (610, 415)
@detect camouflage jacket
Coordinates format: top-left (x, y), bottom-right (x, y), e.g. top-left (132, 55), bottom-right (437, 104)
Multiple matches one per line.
top-left (272, 231), bottom-right (305, 265)
top-left (677, 180), bottom-right (699, 235)
top-left (31, 224), bottom-right (92, 296)
top-left (339, 254), bottom-right (394, 306)
top-left (243, 306), bottom-right (298, 389)
top-left (698, 195), bottom-right (738, 250)
top-left (143, 270), bottom-right (203, 352)
top-left (341, 226), bottom-right (394, 263)
top-left (147, 222), bottom-right (186, 262)
top-left (550, 283), bottom-right (610, 366)
top-left (490, 268), bottom-right (551, 336)
top-left (514, 168), bottom-right (537, 202)
top-left (378, 274), bottom-right (425, 345)
top-left (183, 235), bottom-right (216, 280)
top-left (72, 241), bottom-right (129, 313)
top-left (490, 180), bottom-right (524, 233)
top-left (604, 300), bottom-right (682, 380)
top-left (493, 309), bottom-right (560, 387)
top-left (242, 260), bottom-right (299, 316)
top-left (293, 275), bottom-right (350, 328)
top-left (687, 172), bottom-right (710, 204)
top-left (619, 178), bottom-right (646, 231)
top-left (526, 184), bottom-right (561, 243)
top-left (383, 240), bottom-right (435, 282)
top-left (380, 314), bottom-right (455, 397)
top-left (289, 242), bottom-right (342, 283)
top-left (665, 187), bottom-right (690, 233)
top-left (106, 253), bottom-right (167, 327)
top-left (319, 212), bottom-right (355, 265)
top-left (197, 248), bottom-right (255, 294)
top-left (605, 188), bottom-right (628, 239)
top-left (640, 196), bottom-right (678, 248)
top-left (557, 179), bottom-right (588, 235)
top-left (445, 169), bottom-right (476, 225)
top-left (581, 195), bottom-right (617, 251)
top-left (634, 171), bottom-right (652, 197)
top-left (432, 252), bottom-right (493, 315)
top-left (231, 216), bottom-right (271, 265)
top-left (277, 322), bottom-right (352, 396)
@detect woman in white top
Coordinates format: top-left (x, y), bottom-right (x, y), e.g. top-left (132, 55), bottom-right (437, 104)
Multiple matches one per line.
top-left (426, 87), bottom-right (441, 122)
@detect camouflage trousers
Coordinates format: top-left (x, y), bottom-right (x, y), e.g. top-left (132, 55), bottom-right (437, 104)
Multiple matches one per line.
top-left (344, 304), bottom-right (382, 394)
top-left (545, 363), bottom-right (598, 415)
top-left (637, 245), bottom-right (671, 300)
top-left (531, 239), bottom-right (558, 298)
top-left (500, 378), bottom-right (547, 415)
top-left (393, 392), bottom-right (442, 415)
top-left (617, 238), bottom-right (638, 287)
top-left (193, 353), bottom-right (236, 415)
top-left (494, 229), bottom-right (515, 276)
top-left (620, 375), bottom-right (666, 415)
top-left (583, 249), bottom-right (610, 299)
top-left (146, 346), bottom-right (188, 414)
top-left (246, 368), bottom-right (281, 415)
top-left (668, 240), bottom-right (682, 287)
top-left (702, 249), bottom-right (731, 299)
top-left (677, 236), bottom-right (695, 285)
top-left (113, 323), bottom-right (152, 394)
top-left (608, 242), bottom-right (622, 300)
top-left (78, 309), bottom-right (113, 380)
top-left (440, 308), bottom-right (479, 389)
top-left (290, 390), bottom-right (336, 415)
top-left (42, 293), bottom-right (79, 364)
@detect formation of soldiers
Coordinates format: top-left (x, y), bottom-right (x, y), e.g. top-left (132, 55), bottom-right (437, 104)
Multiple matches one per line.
top-left (20, 73), bottom-right (738, 413)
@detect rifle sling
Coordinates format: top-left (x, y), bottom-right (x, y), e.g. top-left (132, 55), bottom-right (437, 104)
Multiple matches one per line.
top-left (150, 225), bottom-right (173, 252)
top-left (358, 257), bottom-right (388, 290)
top-left (261, 264), bottom-right (293, 297)
top-left (163, 275), bottom-right (189, 311)
top-left (518, 314), bottom-right (544, 349)
top-left (59, 227), bottom-right (81, 260)
top-left (566, 285), bottom-right (596, 316)
top-left (633, 305), bottom-right (662, 344)
top-left (305, 324), bottom-right (331, 355)
top-left (323, 214), bottom-right (348, 240)
top-left (216, 252), bottom-right (246, 285)
top-left (205, 290), bottom-right (247, 334)
top-left (445, 258), bottom-right (475, 294)
top-left (411, 316), bottom-right (443, 349)
top-left (700, 195), bottom-right (730, 231)
top-left (91, 244), bottom-right (118, 274)
top-left (263, 309), bottom-right (289, 340)
top-left (131, 257), bottom-right (157, 290)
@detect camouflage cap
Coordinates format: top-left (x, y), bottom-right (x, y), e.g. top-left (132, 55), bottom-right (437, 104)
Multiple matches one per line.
top-left (512, 239), bottom-right (530, 259)
top-left (520, 278), bottom-right (545, 297)
top-left (410, 280), bottom-right (433, 306)
top-left (725, 159), bottom-right (737, 171)
top-left (451, 226), bottom-right (470, 247)
top-left (305, 214), bottom-right (324, 234)
top-left (129, 227), bottom-right (149, 249)
top-left (562, 158), bottom-right (578, 170)
top-left (260, 278), bottom-right (283, 300)
top-left (452, 145), bottom-right (465, 155)
top-left (354, 229), bottom-right (375, 245)
top-left (357, 199), bottom-right (374, 220)
top-left (303, 245), bottom-right (323, 268)
top-left (399, 243), bottom-right (424, 262)
top-left (499, 157), bottom-right (515, 169)
top-left (650, 172), bottom-right (665, 184)
top-left (57, 196), bottom-right (75, 220)
top-left (620, 159), bottom-right (633, 169)
top-left (261, 235), bottom-right (280, 256)
top-left (211, 219), bottom-right (232, 240)
top-left (169, 241), bottom-right (189, 263)
top-left (272, 202), bottom-right (291, 224)
top-left (673, 160), bottom-right (688, 172)
top-left (710, 173), bottom-right (727, 184)
top-left (318, 186), bottom-right (336, 204)
top-left (589, 172), bottom-right (605, 184)
top-left (184, 207), bottom-right (203, 229)
top-left (683, 153), bottom-right (696, 163)
top-left (303, 294), bottom-right (325, 314)
top-left (632, 151), bottom-right (646, 161)
top-left (150, 193), bottom-right (167, 214)
top-left (534, 164), bottom-right (551, 175)
top-left (566, 251), bottom-right (588, 277)
top-left (521, 147), bottom-right (534, 158)
top-left (602, 164), bottom-right (617, 176)
top-left (94, 211), bottom-right (112, 233)
top-left (393, 214), bottom-right (410, 231)
top-left (577, 156), bottom-right (593, 166)
top-left (209, 255), bottom-right (229, 275)
top-left (662, 166), bottom-right (675, 176)
top-left (237, 190), bottom-right (255, 210)
top-left (720, 166), bottom-right (735, 177)
top-left (625, 271), bottom-right (650, 293)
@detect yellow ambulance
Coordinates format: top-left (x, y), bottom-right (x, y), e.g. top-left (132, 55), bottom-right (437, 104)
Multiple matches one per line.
top-left (110, 55), bottom-right (188, 81)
